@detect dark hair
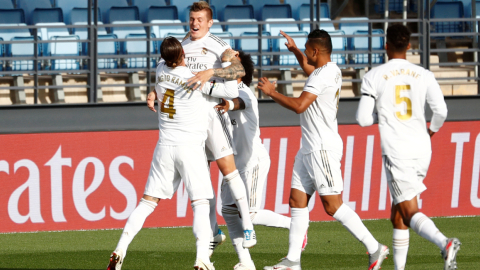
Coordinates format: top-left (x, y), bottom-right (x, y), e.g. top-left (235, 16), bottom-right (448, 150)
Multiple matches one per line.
top-left (190, 1), bottom-right (213, 20)
top-left (307, 29), bottom-right (332, 54)
top-left (160, 37), bottom-right (183, 68)
top-left (386, 24), bottom-right (411, 52)
top-left (238, 51), bottom-right (254, 87)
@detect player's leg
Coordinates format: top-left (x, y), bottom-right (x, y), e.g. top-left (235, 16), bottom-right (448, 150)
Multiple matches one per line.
top-left (249, 157), bottom-right (291, 229)
top-left (390, 203), bottom-right (409, 270)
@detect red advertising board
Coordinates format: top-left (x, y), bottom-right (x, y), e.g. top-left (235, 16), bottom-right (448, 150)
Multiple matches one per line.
top-left (0, 121), bottom-right (479, 233)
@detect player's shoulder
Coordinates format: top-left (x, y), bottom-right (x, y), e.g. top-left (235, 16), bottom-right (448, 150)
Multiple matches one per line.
top-left (310, 62), bottom-right (339, 77)
top-left (206, 33), bottom-right (230, 49)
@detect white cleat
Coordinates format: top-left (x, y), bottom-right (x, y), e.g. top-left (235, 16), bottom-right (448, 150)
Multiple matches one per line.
top-left (194, 258), bottom-right (215, 270)
top-left (234, 262), bottom-right (256, 270)
top-left (368, 244), bottom-right (389, 270)
top-left (209, 229), bottom-right (227, 257)
top-left (243, 229), bottom-right (257, 248)
top-left (442, 238), bottom-right (461, 270)
top-left (106, 249), bottom-right (125, 270)
top-left (263, 257), bottom-right (301, 270)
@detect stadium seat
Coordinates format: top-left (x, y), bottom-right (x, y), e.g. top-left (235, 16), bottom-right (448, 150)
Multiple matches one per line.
top-left (209, 19), bottom-right (224, 33)
top-left (277, 31), bottom-right (307, 66)
top-left (210, 0), bottom-right (244, 21)
top-left (226, 19), bottom-right (258, 37)
top-left (17, 0), bottom-right (52, 25)
top-left (109, 6), bottom-right (140, 23)
top-left (301, 18), bottom-right (335, 33)
top-left (111, 20), bottom-right (146, 54)
top-left (238, 31), bottom-right (271, 66)
top-left (265, 18), bottom-right (298, 49)
top-left (70, 7), bottom-right (103, 24)
top-left (351, 29), bottom-right (384, 65)
top-left (49, 35), bottom-right (81, 70)
top-left (55, 0), bottom-right (88, 25)
top-left (374, 0), bottom-right (405, 14)
top-left (70, 8), bottom-right (108, 55)
top-left (151, 19), bottom-right (186, 51)
top-left (5, 36), bottom-right (39, 71)
top-left (130, 0), bottom-right (167, 22)
top-left (124, 33), bottom-right (156, 68)
top-left (0, 23), bottom-right (31, 42)
top-left (169, 0), bottom-right (196, 22)
top-left (431, 1), bottom-right (464, 36)
top-left (298, 3), bottom-right (330, 20)
top-left (223, 5), bottom-right (255, 21)
top-left (32, 8), bottom-right (64, 25)
top-left (0, 0), bottom-right (14, 9)
top-left (245, 0), bottom-right (281, 21)
top-left (0, 9), bottom-right (26, 24)
top-left (36, 22), bottom-right (70, 54)
top-left (339, 17), bottom-right (369, 49)
top-left (0, 37), bottom-right (3, 71)
top-left (329, 30), bottom-right (347, 66)
top-left (97, 0), bottom-right (128, 23)
top-left (97, 34), bottom-right (119, 69)
top-left (146, 6), bottom-right (178, 22)
top-left (261, 4), bottom-right (292, 21)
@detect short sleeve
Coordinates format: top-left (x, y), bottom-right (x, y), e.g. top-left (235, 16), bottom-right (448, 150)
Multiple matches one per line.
top-left (360, 73), bottom-right (377, 99)
top-left (238, 89), bottom-right (253, 109)
top-left (303, 76), bottom-right (323, 96)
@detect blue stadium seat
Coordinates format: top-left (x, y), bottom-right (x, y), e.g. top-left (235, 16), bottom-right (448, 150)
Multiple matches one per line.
top-left (238, 31), bottom-right (271, 66)
top-left (109, 6), bottom-right (140, 23)
top-left (36, 22), bottom-right (70, 53)
top-left (130, 0), bottom-right (167, 22)
top-left (0, 9), bottom-right (25, 24)
top-left (329, 30), bottom-right (347, 66)
top-left (374, 0), bottom-right (405, 13)
top-left (146, 6), bottom-right (178, 22)
top-left (17, 0), bottom-right (52, 25)
top-left (210, 0), bottom-right (243, 21)
top-left (70, 7), bottom-right (107, 55)
top-left (298, 3), bottom-right (330, 20)
top-left (124, 33), bottom-right (156, 68)
top-left (70, 7), bottom-right (103, 24)
top-left (5, 36), bottom-right (40, 71)
top-left (431, 1), bottom-right (464, 36)
top-left (49, 35), bottom-right (82, 70)
top-left (211, 32), bottom-right (234, 48)
top-left (226, 19), bottom-right (258, 37)
top-left (169, 0), bottom-right (196, 22)
top-left (0, 0), bottom-right (14, 9)
top-left (261, 4), bottom-right (292, 21)
top-left (111, 20), bottom-right (146, 53)
top-left (98, 34), bottom-right (119, 69)
top-left (97, 0), bottom-right (128, 23)
top-left (301, 18), bottom-right (335, 33)
top-left (164, 32), bottom-right (188, 42)
top-left (265, 18), bottom-right (298, 48)
top-left (0, 37), bottom-right (3, 71)
top-left (339, 17), bottom-right (369, 49)
top-left (0, 23), bottom-right (31, 42)
top-left (32, 8), bottom-right (64, 25)
top-left (223, 5), bottom-right (254, 21)
top-left (151, 19), bottom-right (186, 51)
top-left (245, 0), bottom-right (281, 21)
top-left (210, 19), bottom-right (223, 33)
top-left (277, 31), bottom-right (307, 66)
top-left (283, 0), bottom-right (308, 19)
top-left (351, 29), bottom-right (384, 65)
top-left (55, 0), bottom-right (88, 25)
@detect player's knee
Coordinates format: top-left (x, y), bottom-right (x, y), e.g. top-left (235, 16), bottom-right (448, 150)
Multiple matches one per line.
top-left (289, 197), bottom-right (307, 208)
top-left (323, 204), bottom-right (338, 216)
top-left (221, 205), bottom-right (238, 216)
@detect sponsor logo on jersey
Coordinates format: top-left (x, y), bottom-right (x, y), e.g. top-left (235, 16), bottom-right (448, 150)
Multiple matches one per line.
top-left (201, 47), bottom-right (208, 55)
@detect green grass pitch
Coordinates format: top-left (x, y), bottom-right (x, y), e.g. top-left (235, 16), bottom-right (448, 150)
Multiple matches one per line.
top-left (0, 216), bottom-right (478, 269)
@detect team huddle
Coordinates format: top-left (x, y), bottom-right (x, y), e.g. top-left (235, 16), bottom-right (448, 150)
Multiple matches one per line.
top-left (106, 2), bottom-right (461, 270)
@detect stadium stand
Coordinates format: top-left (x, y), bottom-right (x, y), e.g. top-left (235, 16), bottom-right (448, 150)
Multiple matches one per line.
top-left (165, 32), bottom-right (188, 42)
top-left (0, 0), bottom-right (14, 9)
top-left (329, 30), bottom-right (347, 66)
top-left (108, 6), bottom-right (140, 23)
top-left (17, 0), bottom-right (53, 25)
top-left (97, 0), bottom-right (128, 24)
top-left (298, 3), bottom-right (330, 20)
top-left (146, 6), bottom-right (178, 21)
top-left (351, 29), bottom-right (385, 65)
top-left (302, 18), bottom-right (335, 33)
top-left (150, 19), bottom-right (186, 51)
top-left (238, 31), bottom-right (271, 66)
top-left (277, 31), bottom-right (308, 66)
top-left (97, 34), bottom-right (119, 69)
top-left (6, 36), bottom-right (38, 71)
top-left (130, 0), bottom-right (167, 22)
top-left (124, 33), bottom-right (156, 68)
top-left (32, 8), bottom-right (64, 25)
top-left (169, 0), bottom-right (197, 22)
top-left (210, 0), bottom-right (243, 21)
top-left (55, 0), bottom-right (88, 25)
top-left (224, 5), bottom-right (255, 21)
top-left (430, 1), bottom-right (465, 36)
top-left (49, 35), bottom-right (82, 70)
top-left (246, 0), bottom-right (281, 21)
top-left (374, 0), bottom-right (406, 13)
top-left (213, 32), bottom-right (234, 48)
top-left (226, 19), bottom-right (258, 37)
top-left (0, 9), bottom-right (26, 24)
top-left (339, 17), bottom-right (369, 49)
top-left (71, 8), bottom-right (108, 55)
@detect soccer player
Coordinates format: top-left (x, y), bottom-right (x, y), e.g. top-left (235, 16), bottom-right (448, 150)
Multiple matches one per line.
top-left (107, 38), bottom-right (239, 270)
top-left (214, 52), bottom-right (293, 270)
top-left (258, 30), bottom-right (389, 270)
top-left (182, 1), bottom-right (256, 252)
top-left (356, 24), bottom-right (459, 270)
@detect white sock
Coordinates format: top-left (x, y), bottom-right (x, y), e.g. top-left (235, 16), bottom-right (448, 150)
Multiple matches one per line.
top-left (333, 203), bottom-right (379, 254)
top-left (286, 207), bottom-right (309, 262)
top-left (393, 229), bottom-right (409, 270)
top-left (251, 209), bottom-right (291, 229)
top-left (116, 198), bottom-right (157, 253)
top-left (224, 170), bottom-right (253, 231)
top-left (222, 206), bottom-right (253, 264)
top-left (410, 212), bottom-right (447, 249)
top-left (192, 199), bottom-right (211, 263)
top-left (209, 196), bottom-right (219, 237)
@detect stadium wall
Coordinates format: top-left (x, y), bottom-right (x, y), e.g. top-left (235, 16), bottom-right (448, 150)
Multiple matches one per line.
top-left (0, 96), bottom-right (479, 233)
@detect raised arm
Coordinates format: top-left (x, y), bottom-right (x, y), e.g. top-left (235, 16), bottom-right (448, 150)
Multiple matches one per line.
top-left (280, 31), bottom-right (315, 76)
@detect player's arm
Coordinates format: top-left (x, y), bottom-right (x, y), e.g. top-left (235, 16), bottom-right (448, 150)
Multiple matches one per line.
top-left (199, 79), bottom-right (239, 99)
top-left (214, 97), bottom-right (246, 114)
top-left (425, 72), bottom-right (448, 137)
top-left (258, 77), bottom-right (316, 114)
top-left (356, 75), bottom-right (378, 126)
top-left (147, 89), bottom-right (157, 112)
top-left (280, 30), bottom-right (315, 76)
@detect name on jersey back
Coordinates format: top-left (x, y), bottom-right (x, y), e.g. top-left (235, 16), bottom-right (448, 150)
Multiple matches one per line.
top-left (158, 75), bottom-right (194, 93)
top-left (383, 69), bottom-right (421, 81)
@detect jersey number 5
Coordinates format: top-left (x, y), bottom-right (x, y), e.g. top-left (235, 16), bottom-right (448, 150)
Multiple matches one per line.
top-left (395, 85), bottom-right (412, 121)
top-left (161, 89), bottom-right (176, 119)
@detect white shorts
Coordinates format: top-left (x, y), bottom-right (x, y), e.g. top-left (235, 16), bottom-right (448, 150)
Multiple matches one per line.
top-left (383, 155), bottom-right (430, 205)
top-left (144, 144), bottom-right (213, 201)
top-left (205, 107), bottom-right (236, 161)
top-left (221, 155), bottom-right (270, 212)
top-left (291, 150), bottom-right (344, 196)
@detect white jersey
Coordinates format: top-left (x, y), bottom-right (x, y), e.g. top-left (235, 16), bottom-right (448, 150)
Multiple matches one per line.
top-left (228, 82), bottom-right (269, 170)
top-left (361, 59), bottom-right (447, 159)
top-left (182, 32), bottom-right (231, 105)
top-left (300, 62), bottom-right (343, 155)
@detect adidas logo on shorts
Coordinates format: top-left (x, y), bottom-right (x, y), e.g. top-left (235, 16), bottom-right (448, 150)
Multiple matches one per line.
top-left (221, 146), bottom-right (227, 152)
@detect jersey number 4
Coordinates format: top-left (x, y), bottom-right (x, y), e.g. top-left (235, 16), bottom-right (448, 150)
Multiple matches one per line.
top-left (161, 89), bottom-right (176, 119)
top-left (395, 85), bottom-right (412, 121)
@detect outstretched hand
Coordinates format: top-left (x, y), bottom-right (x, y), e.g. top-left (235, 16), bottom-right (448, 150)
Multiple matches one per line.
top-left (257, 77), bottom-right (277, 97)
top-left (147, 90), bottom-right (157, 112)
top-left (214, 98), bottom-right (229, 114)
top-left (280, 30), bottom-right (298, 52)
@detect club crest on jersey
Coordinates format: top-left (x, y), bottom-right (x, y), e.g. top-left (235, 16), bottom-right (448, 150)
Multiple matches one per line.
top-left (201, 47), bottom-right (208, 55)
